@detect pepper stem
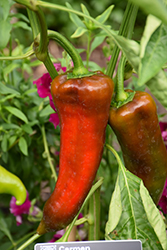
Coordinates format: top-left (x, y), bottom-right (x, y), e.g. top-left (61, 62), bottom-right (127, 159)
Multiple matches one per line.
top-left (107, 3), bottom-right (138, 78)
top-left (115, 55), bottom-right (128, 102)
top-left (27, 5), bottom-right (58, 79)
top-left (48, 31), bottom-right (90, 78)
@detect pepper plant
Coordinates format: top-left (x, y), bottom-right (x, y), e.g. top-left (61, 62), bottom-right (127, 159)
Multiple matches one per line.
top-left (0, 0), bottom-right (167, 250)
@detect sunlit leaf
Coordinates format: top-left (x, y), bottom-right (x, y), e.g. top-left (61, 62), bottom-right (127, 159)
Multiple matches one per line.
top-left (66, 2), bottom-right (85, 28)
top-left (105, 145), bottom-right (166, 249)
top-left (71, 27), bottom-right (87, 38)
top-left (129, 0), bottom-right (167, 25)
top-left (140, 182), bottom-right (167, 250)
top-left (96, 5), bottom-right (114, 24)
top-left (105, 178), bottom-right (122, 234)
top-left (140, 15), bottom-right (161, 59)
top-left (138, 23), bottom-right (167, 85)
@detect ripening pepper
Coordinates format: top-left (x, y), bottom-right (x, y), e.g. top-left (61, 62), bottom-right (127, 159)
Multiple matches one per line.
top-left (37, 71), bottom-right (114, 235)
top-left (0, 165), bottom-right (26, 205)
top-left (108, 90), bottom-right (167, 204)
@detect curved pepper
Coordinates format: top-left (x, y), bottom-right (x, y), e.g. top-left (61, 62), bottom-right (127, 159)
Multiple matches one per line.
top-left (0, 165), bottom-right (27, 205)
top-left (108, 90), bottom-right (167, 204)
top-left (37, 71), bottom-right (114, 235)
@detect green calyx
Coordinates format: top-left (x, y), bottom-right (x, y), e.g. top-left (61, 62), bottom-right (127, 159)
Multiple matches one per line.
top-left (67, 69), bottom-right (95, 79)
top-left (111, 91), bottom-right (135, 109)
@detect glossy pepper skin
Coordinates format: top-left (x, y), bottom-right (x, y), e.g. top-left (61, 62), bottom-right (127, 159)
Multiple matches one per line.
top-left (37, 71), bottom-right (114, 235)
top-left (108, 90), bottom-right (167, 204)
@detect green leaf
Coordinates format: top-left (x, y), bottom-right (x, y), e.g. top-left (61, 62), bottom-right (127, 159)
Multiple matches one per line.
top-left (146, 70), bottom-right (167, 109)
top-left (8, 135), bottom-right (17, 148)
top-left (105, 145), bottom-right (166, 249)
top-left (0, 81), bottom-right (20, 95)
top-left (83, 61), bottom-right (102, 71)
top-left (39, 104), bottom-right (54, 117)
top-left (23, 88), bottom-right (37, 96)
top-left (71, 26), bottom-right (87, 38)
top-left (4, 106), bottom-right (28, 123)
top-left (128, 0), bottom-right (167, 25)
top-left (3, 63), bottom-right (20, 82)
top-left (0, 19), bottom-right (12, 49)
top-left (138, 23), bottom-right (167, 85)
top-left (66, 2), bottom-right (85, 28)
top-left (12, 21), bottom-right (31, 31)
top-left (140, 182), bottom-right (167, 250)
top-left (81, 4), bottom-right (90, 19)
top-left (21, 124), bottom-right (33, 134)
top-left (10, 13), bottom-right (30, 23)
top-left (80, 4), bottom-right (94, 30)
top-left (113, 34), bottom-right (140, 72)
top-left (96, 5), bottom-right (114, 24)
top-left (0, 213), bottom-right (13, 243)
top-left (90, 33), bottom-right (107, 54)
top-left (18, 137), bottom-right (28, 156)
top-left (1, 123), bottom-right (20, 130)
top-left (105, 178), bottom-right (122, 235)
top-left (0, 0), bottom-right (11, 21)
top-left (140, 15), bottom-right (161, 59)
top-left (1, 134), bottom-right (8, 152)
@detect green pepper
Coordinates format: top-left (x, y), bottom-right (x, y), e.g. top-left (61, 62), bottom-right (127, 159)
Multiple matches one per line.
top-left (37, 71), bottom-right (114, 235)
top-left (0, 165), bottom-right (27, 205)
top-left (108, 90), bottom-right (167, 204)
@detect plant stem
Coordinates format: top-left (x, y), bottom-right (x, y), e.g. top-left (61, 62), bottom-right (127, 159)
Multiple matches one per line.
top-left (17, 234), bottom-right (40, 250)
top-left (48, 31), bottom-right (89, 76)
top-left (57, 178), bottom-right (103, 242)
top-left (41, 125), bottom-right (57, 182)
top-left (6, 231), bottom-right (37, 250)
top-left (27, 9), bottom-right (40, 38)
top-left (86, 30), bottom-right (92, 69)
top-left (115, 55), bottom-right (128, 102)
top-left (44, 54), bottom-right (58, 79)
top-left (105, 144), bottom-right (123, 168)
top-left (33, 7), bottom-right (48, 61)
top-left (106, 2), bottom-right (138, 78)
top-left (88, 180), bottom-right (101, 240)
top-left (27, 3), bottom-right (58, 79)
top-left (0, 49), bottom-right (34, 61)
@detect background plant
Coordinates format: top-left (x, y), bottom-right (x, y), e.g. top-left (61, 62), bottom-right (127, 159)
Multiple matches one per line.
top-left (0, 0), bottom-right (167, 249)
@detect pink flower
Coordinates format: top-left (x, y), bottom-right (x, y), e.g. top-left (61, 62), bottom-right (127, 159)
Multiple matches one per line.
top-left (158, 122), bottom-right (167, 214)
top-left (158, 179), bottom-right (167, 214)
top-left (49, 213), bottom-right (85, 242)
top-left (159, 122), bottom-right (167, 148)
top-left (10, 192), bottom-right (31, 225)
top-left (49, 229), bottom-right (65, 242)
top-left (33, 63), bottom-right (66, 128)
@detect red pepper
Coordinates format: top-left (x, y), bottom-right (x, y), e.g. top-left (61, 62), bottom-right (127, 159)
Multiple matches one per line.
top-left (108, 90), bottom-right (167, 204)
top-left (37, 71), bottom-right (114, 234)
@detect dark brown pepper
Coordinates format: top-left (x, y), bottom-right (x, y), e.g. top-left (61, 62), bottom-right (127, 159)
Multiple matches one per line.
top-left (108, 90), bottom-right (167, 204)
